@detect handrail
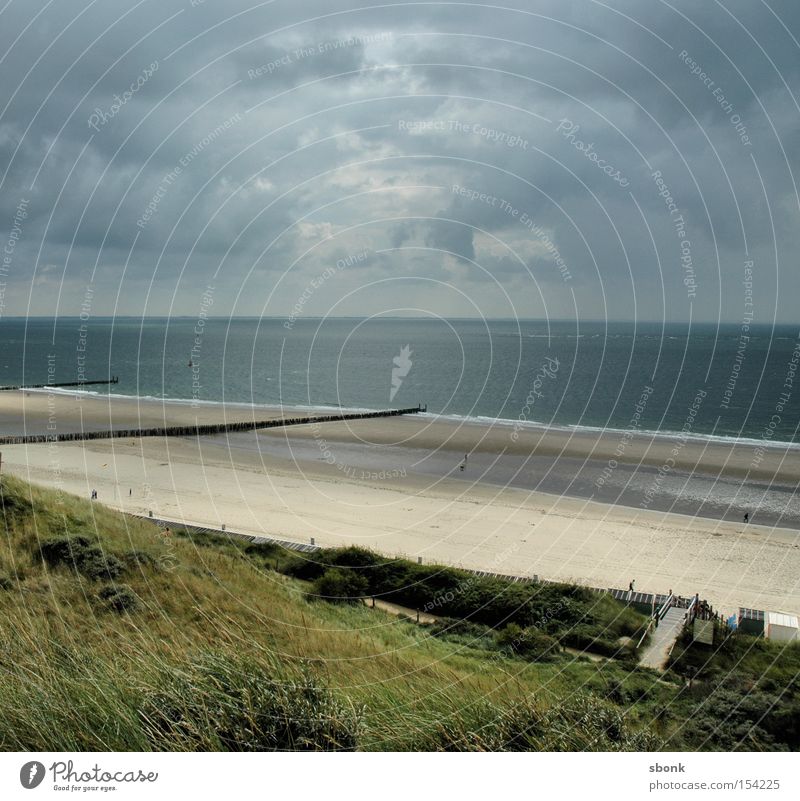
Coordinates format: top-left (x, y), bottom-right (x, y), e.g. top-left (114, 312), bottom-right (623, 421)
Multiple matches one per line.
top-left (636, 593), bottom-right (675, 650)
top-left (656, 593), bottom-right (674, 621)
top-left (686, 595), bottom-right (699, 624)
top-left (636, 619), bottom-right (654, 650)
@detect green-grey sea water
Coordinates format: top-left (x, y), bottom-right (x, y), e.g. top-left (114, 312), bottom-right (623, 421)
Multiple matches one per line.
top-left (2, 317), bottom-right (798, 445)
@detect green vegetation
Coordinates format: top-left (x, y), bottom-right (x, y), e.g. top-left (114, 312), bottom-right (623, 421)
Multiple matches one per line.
top-left (668, 625), bottom-right (800, 751)
top-left (39, 534), bottom-right (127, 582)
top-left (0, 473), bottom-right (797, 751)
top-left (272, 544), bottom-right (647, 660)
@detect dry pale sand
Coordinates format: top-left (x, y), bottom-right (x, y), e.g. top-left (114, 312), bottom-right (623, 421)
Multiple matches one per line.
top-left (1, 392), bottom-right (798, 616)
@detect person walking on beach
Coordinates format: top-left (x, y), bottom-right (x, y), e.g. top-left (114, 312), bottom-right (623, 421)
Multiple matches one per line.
top-left (743, 512), bottom-right (749, 524)
top-left (629, 579), bottom-right (635, 592)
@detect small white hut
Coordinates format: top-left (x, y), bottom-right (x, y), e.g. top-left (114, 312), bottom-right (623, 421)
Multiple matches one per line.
top-left (765, 611), bottom-right (799, 642)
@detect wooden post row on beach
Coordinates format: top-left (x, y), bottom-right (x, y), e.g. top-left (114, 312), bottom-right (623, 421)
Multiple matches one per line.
top-left (0, 377), bottom-right (119, 391)
top-left (0, 407), bottom-right (424, 446)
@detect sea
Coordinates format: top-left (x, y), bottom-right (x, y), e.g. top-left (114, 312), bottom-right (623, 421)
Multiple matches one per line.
top-left (2, 317), bottom-right (798, 447)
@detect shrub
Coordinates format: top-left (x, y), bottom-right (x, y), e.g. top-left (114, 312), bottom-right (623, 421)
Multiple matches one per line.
top-left (280, 547), bottom-right (649, 658)
top-left (79, 550), bottom-right (126, 582)
top-left (496, 624), bottom-right (561, 661)
top-left (417, 694), bottom-right (662, 751)
top-left (121, 550), bottom-right (160, 571)
top-left (39, 535), bottom-right (91, 566)
top-left (285, 546), bottom-right (379, 582)
top-left (684, 685), bottom-right (790, 751)
top-left (425, 618), bottom-right (499, 652)
top-left (560, 624), bottom-right (621, 658)
top-left (98, 584), bottom-right (140, 614)
top-left (285, 547), bottom-right (646, 641)
top-left (139, 655), bottom-right (362, 751)
top-left (311, 568), bottom-right (369, 604)
top-left (244, 542), bottom-right (282, 561)
top-left (38, 536), bottom-right (126, 581)
top-left (428, 618), bottom-right (494, 640)
top-left (668, 633), bottom-right (800, 751)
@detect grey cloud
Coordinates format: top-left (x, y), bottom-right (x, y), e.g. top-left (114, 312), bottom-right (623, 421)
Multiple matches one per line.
top-left (0, 0), bottom-right (798, 321)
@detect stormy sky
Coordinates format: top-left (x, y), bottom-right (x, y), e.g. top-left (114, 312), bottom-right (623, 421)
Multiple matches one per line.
top-left (1, 0), bottom-right (799, 323)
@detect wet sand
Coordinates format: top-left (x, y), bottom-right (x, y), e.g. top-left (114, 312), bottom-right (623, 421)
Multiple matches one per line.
top-left (0, 389), bottom-right (288, 436)
top-left (252, 416), bottom-right (800, 530)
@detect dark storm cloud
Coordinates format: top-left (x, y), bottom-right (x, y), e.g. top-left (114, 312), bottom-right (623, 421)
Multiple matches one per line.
top-left (425, 215), bottom-right (475, 262)
top-left (0, 0), bottom-right (798, 323)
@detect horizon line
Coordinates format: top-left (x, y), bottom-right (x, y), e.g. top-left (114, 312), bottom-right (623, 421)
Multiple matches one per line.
top-left (2, 315), bottom-right (798, 326)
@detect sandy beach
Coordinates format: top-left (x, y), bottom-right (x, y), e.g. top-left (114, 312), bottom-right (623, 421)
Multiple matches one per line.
top-left (0, 389), bottom-right (290, 435)
top-left (2, 390), bottom-right (798, 616)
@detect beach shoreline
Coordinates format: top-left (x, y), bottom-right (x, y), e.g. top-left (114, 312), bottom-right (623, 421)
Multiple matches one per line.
top-left (11, 385), bottom-right (800, 451)
top-left (2, 390), bottom-right (798, 616)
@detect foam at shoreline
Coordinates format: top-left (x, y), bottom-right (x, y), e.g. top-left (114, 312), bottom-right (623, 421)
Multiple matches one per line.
top-left (20, 386), bottom-right (799, 451)
top-left (422, 412), bottom-right (800, 452)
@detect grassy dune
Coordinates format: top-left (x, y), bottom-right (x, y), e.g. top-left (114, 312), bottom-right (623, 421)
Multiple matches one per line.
top-left (0, 474), bottom-right (795, 751)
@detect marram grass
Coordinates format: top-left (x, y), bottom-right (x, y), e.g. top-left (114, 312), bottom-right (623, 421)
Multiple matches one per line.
top-left (1, 474), bottom-right (796, 751)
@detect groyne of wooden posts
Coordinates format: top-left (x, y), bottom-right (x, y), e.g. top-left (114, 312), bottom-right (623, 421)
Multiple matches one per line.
top-left (0, 377), bottom-right (119, 391)
top-left (0, 405), bottom-right (426, 445)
